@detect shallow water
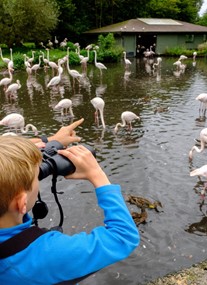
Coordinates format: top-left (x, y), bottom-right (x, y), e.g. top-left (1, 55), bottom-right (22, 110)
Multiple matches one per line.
top-left (1, 56), bottom-right (207, 284)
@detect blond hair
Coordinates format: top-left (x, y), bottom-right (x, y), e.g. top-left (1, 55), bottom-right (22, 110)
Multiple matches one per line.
top-left (0, 136), bottom-right (42, 217)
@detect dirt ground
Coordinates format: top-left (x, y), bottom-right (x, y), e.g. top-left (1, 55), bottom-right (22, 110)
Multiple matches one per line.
top-left (145, 260), bottom-right (207, 285)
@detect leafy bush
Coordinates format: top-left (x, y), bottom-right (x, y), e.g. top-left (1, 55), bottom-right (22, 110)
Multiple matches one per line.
top-left (197, 41), bottom-right (207, 51)
top-left (98, 33), bottom-right (116, 51)
top-left (165, 46), bottom-right (202, 57)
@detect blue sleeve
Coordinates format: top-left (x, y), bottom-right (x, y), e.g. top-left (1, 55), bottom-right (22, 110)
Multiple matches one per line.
top-left (9, 184), bottom-right (140, 284)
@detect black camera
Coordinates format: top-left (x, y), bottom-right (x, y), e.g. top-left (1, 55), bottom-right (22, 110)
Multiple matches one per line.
top-left (39, 140), bottom-right (96, 180)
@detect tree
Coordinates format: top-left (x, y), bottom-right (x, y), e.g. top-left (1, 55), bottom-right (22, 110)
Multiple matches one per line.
top-left (145, 0), bottom-right (202, 23)
top-left (0, 0), bottom-right (59, 47)
top-left (197, 12), bottom-right (207, 26)
top-left (55, 0), bottom-right (76, 41)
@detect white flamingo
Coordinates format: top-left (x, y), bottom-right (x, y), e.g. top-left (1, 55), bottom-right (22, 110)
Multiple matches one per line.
top-left (193, 51), bottom-right (197, 61)
top-left (7, 48), bottom-right (14, 71)
top-left (60, 38), bottom-right (68, 49)
top-left (47, 39), bottom-right (53, 49)
top-left (54, 36), bottom-right (59, 46)
top-left (80, 45), bottom-right (92, 73)
top-left (114, 111), bottom-right (140, 133)
top-left (23, 54), bottom-right (31, 68)
top-left (123, 51), bottom-right (131, 69)
top-left (190, 164), bottom-right (207, 179)
top-left (40, 50), bottom-right (49, 70)
top-left (173, 60), bottom-right (182, 70)
top-left (31, 55), bottom-right (42, 74)
top-left (90, 97), bottom-right (106, 129)
top-left (75, 43), bottom-right (84, 61)
top-left (189, 128), bottom-right (207, 160)
top-left (0, 69), bottom-right (13, 90)
top-left (5, 80), bottom-right (21, 95)
top-left (93, 50), bottom-right (107, 75)
top-left (47, 60), bottom-right (63, 88)
top-left (46, 49), bottom-right (59, 73)
top-left (179, 55), bottom-right (188, 61)
top-left (0, 113), bottom-right (38, 135)
top-left (66, 55), bottom-right (82, 86)
top-left (196, 93), bottom-right (207, 114)
top-left (54, 99), bottom-right (74, 116)
top-left (153, 57), bottom-right (162, 69)
top-left (27, 51), bottom-right (36, 64)
top-left (0, 47), bottom-right (12, 64)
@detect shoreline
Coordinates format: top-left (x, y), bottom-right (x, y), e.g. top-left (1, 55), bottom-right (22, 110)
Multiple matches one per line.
top-left (144, 260), bottom-right (207, 285)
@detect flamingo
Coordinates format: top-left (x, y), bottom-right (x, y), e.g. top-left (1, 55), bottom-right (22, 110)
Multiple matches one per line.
top-left (54, 99), bottom-right (74, 116)
top-left (54, 36), bottom-right (59, 46)
top-left (196, 93), bottom-right (207, 114)
top-left (46, 49), bottom-right (59, 73)
top-left (66, 55), bottom-right (82, 85)
top-left (75, 43), bottom-right (84, 61)
top-left (80, 45), bottom-right (92, 71)
top-left (60, 38), bottom-right (68, 49)
top-left (190, 164), bottom-right (207, 178)
top-left (193, 51), bottom-right (197, 61)
top-left (7, 48), bottom-right (14, 71)
top-left (0, 113), bottom-right (38, 135)
top-left (0, 47), bottom-right (11, 64)
top-left (114, 111), bottom-right (140, 133)
top-left (143, 46), bottom-right (155, 58)
top-left (153, 57), bottom-right (162, 69)
top-left (58, 47), bottom-right (69, 66)
top-left (0, 69), bottom-right (13, 90)
top-left (189, 128), bottom-right (207, 160)
top-left (40, 50), bottom-right (49, 71)
top-left (31, 55), bottom-right (42, 74)
top-left (80, 46), bottom-right (91, 73)
top-left (179, 55), bottom-right (188, 61)
top-left (123, 51), bottom-right (131, 69)
top-left (90, 97), bottom-right (106, 129)
top-left (47, 60), bottom-right (63, 88)
top-left (5, 80), bottom-right (21, 95)
top-left (27, 50), bottom-right (36, 64)
top-left (173, 60), bottom-right (182, 70)
top-left (93, 50), bottom-right (107, 75)
top-left (47, 39), bottom-right (53, 49)
top-left (23, 54), bottom-right (31, 68)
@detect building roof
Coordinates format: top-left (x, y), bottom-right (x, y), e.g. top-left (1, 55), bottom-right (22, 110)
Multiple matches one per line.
top-left (85, 18), bottom-right (207, 34)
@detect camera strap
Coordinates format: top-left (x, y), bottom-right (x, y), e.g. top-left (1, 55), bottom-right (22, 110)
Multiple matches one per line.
top-left (0, 226), bottom-right (97, 284)
top-left (0, 226), bottom-right (47, 259)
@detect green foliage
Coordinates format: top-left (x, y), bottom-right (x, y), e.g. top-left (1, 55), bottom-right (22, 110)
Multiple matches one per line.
top-left (197, 13), bottom-right (207, 26)
top-left (93, 33), bottom-right (123, 62)
top-left (98, 33), bottom-right (116, 50)
top-left (12, 52), bottom-right (25, 70)
top-left (165, 46), bottom-right (202, 57)
top-left (0, 0), bottom-right (59, 47)
top-left (0, 0), bottom-right (204, 46)
top-left (99, 47), bottom-right (124, 62)
top-left (55, 0), bottom-right (77, 40)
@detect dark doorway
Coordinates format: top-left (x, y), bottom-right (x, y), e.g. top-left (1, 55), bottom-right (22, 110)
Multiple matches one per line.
top-left (136, 34), bottom-right (157, 57)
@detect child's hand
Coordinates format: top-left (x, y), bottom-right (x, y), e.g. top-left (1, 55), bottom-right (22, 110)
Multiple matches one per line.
top-left (58, 145), bottom-right (110, 188)
top-left (49, 118), bottom-right (84, 146)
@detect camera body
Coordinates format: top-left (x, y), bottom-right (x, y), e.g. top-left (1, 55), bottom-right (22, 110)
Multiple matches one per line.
top-left (39, 141), bottom-right (95, 180)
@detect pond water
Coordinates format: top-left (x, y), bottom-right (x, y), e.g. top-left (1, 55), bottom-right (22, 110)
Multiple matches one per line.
top-left (1, 56), bottom-right (207, 284)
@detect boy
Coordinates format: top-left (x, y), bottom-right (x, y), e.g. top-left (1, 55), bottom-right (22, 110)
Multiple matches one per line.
top-left (0, 126), bottom-right (139, 284)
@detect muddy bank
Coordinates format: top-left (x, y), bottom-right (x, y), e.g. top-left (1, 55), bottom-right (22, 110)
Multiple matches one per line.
top-left (145, 260), bottom-right (207, 285)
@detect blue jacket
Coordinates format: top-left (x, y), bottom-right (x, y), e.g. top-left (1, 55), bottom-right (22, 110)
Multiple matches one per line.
top-left (0, 184), bottom-right (139, 284)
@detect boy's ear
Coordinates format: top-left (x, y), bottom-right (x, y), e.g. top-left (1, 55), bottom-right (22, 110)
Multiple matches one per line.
top-left (10, 192), bottom-right (27, 215)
